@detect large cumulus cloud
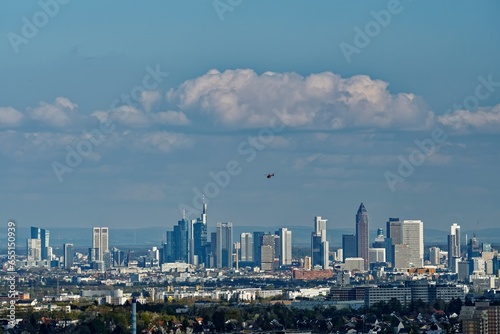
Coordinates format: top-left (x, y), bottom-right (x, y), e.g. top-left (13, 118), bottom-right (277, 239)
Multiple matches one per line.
top-left (168, 69), bottom-right (434, 129)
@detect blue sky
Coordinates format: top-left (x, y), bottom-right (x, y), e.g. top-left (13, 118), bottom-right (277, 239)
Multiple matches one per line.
top-left (1, 0), bottom-right (500, 233)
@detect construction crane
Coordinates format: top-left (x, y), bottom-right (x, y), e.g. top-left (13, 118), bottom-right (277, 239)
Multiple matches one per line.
top-left (473, 220), bottom-right (480, 238)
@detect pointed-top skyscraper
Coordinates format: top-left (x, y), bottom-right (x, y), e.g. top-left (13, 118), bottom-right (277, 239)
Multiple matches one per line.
top-left (193, 200), bottom-right (208, 266)
top-left (356, 203), bottom-right (369, 269)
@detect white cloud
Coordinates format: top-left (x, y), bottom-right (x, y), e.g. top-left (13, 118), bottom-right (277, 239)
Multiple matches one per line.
top-left (92, 107), bottom-right (190, 127)
top-left (141, 90), bottom-right (162, 112)
top-left (168, 69), bottom-right (434, 129)
top-left (154, 110), bottom-right (190, 125)
top-left (29, 97), bottom-right (78, 127)
top-left (136, 131), bottom-right (194, 153)
top-left (0, 107), bottom-right (24, 127)
top-left (438, 104), bottom-right (500, 132)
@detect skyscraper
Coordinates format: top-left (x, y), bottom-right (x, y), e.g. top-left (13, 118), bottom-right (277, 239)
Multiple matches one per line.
top-left (448, 223), bottom-right (461, 269)
top-left (385, 217), bottom-right (401, 266)
top-left (173, 218), bottom-right (189, 262)
top-left (31, 226), bottom-right (50, 260)
top-left (164, 231), bottom-right (175, 263)
top-left (356, 203), bottom-right (369, 269)
top-left (342, 234), bottom-right (357, 261)
top-left (311, 216), bottom-right (329, 269)
top-left (27, 238), bottom-right (41, 262)
top-left (429, 246), bottom-right (441, 266)
top-left (216, 222), bottom-right (233, 268)
top-left (467, 235), bottom-right (481, 260)
top-left (278, 228), bottom-right (292, 266)
top-left (253, 231), bottom-right (265, 267)
top-left (401, 220), bottom-right (424, 268)
top-left (192, 202), bottom-right (208, 265)
top-left (261, 233), bottom-right (276, 271)
top-left (63, 243), bottom-right (74, 269)
top-left (112, 247), bottom-right (126, 267)
top-left (240, 232), bottom-right (253, 262)
top-left (389, 220), bottom-right (424, 268)
top-left (92, 227), bottom-right (109, 262)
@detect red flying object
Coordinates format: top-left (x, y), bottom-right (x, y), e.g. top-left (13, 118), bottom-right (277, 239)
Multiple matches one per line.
top-left (266, 173), bottom-right (275, 179)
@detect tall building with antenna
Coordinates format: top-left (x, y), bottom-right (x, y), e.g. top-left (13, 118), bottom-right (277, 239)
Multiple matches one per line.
top-left (193, 201), bottom-right (208, 265)
top-left (356, 203), bottom-right (369, 269)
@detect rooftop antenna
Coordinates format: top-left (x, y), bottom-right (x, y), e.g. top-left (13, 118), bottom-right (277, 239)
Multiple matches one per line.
top-left (183, 209), bottom-right (186, 220)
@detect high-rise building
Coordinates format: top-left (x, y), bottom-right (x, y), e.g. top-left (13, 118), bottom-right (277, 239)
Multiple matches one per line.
top-left (193, 202), bottom-right (208, 266)
top-left (261, 233), bottom-right (276, 271)
top-left (112, 247), bottom-right (126, 267)
top-left (303, 256), bottom-right (312, 270)
top-left (468, 235), bottom-right (481, 262)
top-left (374, 228), bottom-right (385, 243)
top-left (386, 218), bottom-right (402, 243)
top-left (386, 218), bottom-right (402, 266)
top-left (278, 228), bottom-right (292, 266)
top-left (216, 222), bottom-right (233, 268)
top-left (429, 246), bottom-right (441, 266)
top-left (63, 243), bottom-right (74, 269)
top-left (31, 226), bottom-right (50, 260)
top-left (27, 238), bottom-right (41, 262)
top-left (240, 233), bottom-right (253, 262)
top-left (372, 228), bottom-right (391, 265)
top-left (163, 231), bottom-right (175, 263)
top-left (401, 220), bottom-right (424, 268)
top-left (342, 234), bottom-right (357, 261)
top-left (394, 244), bottom-right (411, 269)
top-left (356, 203), bottom-right (369, 269)
top-left (92, 227), bottom-right (109, 262)
top-left (311, 216), bottom-right (329, 269)
top-left (389, 220), bottom-right (424, 268)
top-left (448, 223), bottom-right (461, 269)
top-left (173, 218), bottom-right (189, 262)
top-left (253, 231), bottom-right (265, 267)
top-left (314, 216), bottom-right (327, 241)
top-left (369, 248), bottom-right (386, 263)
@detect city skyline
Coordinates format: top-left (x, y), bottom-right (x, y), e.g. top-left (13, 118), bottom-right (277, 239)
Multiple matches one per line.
top-left (2, 3), bottom-right (500, 332)
top-left (0, 2), bottom-right (499, 231)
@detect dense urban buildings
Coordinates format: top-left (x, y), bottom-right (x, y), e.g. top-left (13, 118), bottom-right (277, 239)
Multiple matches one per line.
top-left (8, 201), bottom-right (500, 334)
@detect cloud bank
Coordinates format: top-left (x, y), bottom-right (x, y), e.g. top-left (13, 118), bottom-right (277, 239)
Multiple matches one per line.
top-left (168, 69), bottom-right (434, 130)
